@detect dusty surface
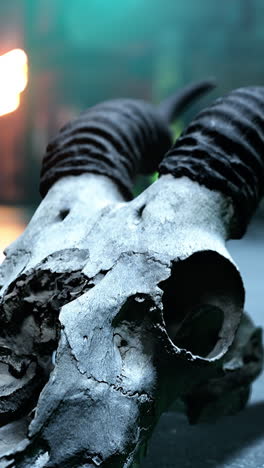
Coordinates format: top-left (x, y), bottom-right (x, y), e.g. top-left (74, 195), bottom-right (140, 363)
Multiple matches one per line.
top-left (143, 218), bottom-right (264, 468)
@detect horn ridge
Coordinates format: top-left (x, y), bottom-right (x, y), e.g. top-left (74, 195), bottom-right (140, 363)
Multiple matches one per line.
top-left (40, 98), bottom-right (172, 199)
top-left (40, 81), bottom-right (216, 199)
top-left (159, 86), bottom-right (264, 238)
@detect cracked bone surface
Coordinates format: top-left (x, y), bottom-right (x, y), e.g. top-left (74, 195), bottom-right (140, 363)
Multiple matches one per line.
top-left (0, 84), bottom-right (263, 467)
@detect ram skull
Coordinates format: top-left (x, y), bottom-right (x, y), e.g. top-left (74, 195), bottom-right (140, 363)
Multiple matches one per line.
top-left (0, 83), bottom-right (263, 467)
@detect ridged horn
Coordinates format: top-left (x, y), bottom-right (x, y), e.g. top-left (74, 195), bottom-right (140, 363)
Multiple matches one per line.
top-left (159, 86), bottom-right (264, 238)
top-left (40, 81), bottom-right (215, 199)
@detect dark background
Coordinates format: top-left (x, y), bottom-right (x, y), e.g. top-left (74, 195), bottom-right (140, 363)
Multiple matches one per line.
top-left (0, 2), bottom-right (263, 466)
top-left (1, 0), bottom-right (264, 208)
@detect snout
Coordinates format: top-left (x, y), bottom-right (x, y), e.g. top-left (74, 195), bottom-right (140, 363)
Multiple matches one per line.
top-left (21, 375), bottom-right (153, 468)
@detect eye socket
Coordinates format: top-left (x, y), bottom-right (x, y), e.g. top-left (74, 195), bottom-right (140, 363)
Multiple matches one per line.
top-left (170, 304), bottom-right (224, 358)
top-left (159, 251), bottom-right (244, 360)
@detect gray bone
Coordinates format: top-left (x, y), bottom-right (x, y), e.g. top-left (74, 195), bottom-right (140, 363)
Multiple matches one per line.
top-left (0, 173), bottom-right (252, 467)
top-left (0, 86), bottom-right (263, 467)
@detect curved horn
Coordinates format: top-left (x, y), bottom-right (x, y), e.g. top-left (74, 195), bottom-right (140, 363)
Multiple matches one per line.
top-left (40, 81), bottom-right (215, 199)
top-left (158, 78), bottom-right (216, 123)
top-left (159, 86), bottom-right (264, 238)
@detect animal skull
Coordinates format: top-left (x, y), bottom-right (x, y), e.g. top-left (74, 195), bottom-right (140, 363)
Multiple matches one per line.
top-left (0, 83), bottom-right (263, 467)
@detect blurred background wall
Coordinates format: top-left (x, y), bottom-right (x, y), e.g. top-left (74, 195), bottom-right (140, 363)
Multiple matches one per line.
top-left (0, 0), bottom-right (264, 257)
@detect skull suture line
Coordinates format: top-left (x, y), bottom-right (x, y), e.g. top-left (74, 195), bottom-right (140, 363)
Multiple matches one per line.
top-left (0, 83), bottom-right (263, 467)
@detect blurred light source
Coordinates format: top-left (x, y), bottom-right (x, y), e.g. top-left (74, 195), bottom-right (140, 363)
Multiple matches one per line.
top-left (0, 207), bottom-right (26, 263)
top-left (0, 49), bottom-right (28, 117)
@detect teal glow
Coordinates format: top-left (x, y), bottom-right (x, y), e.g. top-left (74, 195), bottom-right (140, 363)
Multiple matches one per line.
top-left (63, 0), bottom-right (148, 49)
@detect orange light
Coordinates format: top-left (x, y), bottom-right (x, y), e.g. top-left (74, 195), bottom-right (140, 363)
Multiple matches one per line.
top-left (0, 49), bottom-right (28, 117)
top-left (0, 207), bottom-right (26, 264)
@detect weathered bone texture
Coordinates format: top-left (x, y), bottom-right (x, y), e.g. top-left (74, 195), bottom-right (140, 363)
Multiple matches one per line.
top-left (179, 312), bottom-right (263, 424)
top-left (0, 84), bottom-right (263, 468)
